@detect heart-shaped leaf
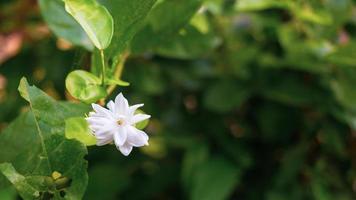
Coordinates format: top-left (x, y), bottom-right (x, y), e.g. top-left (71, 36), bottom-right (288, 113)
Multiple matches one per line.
top-left (65, 70), bottom-right (107, 104)
top-left (0, 78), bottom-right (90, 199)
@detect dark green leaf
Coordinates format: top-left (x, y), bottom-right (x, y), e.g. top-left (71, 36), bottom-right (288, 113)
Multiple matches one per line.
top-left (38, 0), bottom-right (93, 50)
top-left (181, 143), bottom-right (209, 192)
top-left (155, 25), bottom-right (218, 59)
top-left (131, 0), bottom-right (203, 53)
top-left (191, 157), bottom-right (240, 200)
top-left (99, 0), bottom-right (156, 65)
top-left (331, 67), bottom-right (356, 110)
top-left (204, 80), bottom-right (250, 112)
top-left (0, 78), bottom-right (88, 199)
top-left (0, 163), bottom-right (40, 199)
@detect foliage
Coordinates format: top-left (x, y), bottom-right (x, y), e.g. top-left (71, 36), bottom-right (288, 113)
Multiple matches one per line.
top-left (0, 0), bottom-right (356, 199)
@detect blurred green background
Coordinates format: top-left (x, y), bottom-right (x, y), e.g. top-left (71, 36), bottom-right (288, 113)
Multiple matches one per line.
top-left (1, 0), bottom-right (356, 199)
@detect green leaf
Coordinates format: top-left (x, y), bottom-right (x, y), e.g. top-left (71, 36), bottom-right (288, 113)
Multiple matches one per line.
top-left (84, 164), bottom-right (130, 200)
top-left (140, 137), bottom-right (167, 158)
top-left (325, 0), bottom-right (352, 25)
top-left (204, 79), bottom-right (250, 112)
top-left (291, 5), bottom-right (333, 25)
top-left (256, 102), bottom-right (300, 142)
top-left (99, 0), bottom-right (156, 63)
top-left (319, 125), bottom-right (347, 158)
top-left (38, 0), bottom-right (93, 50)
top-left (0, 163), bottom-right (40, 199)
top-left (326, 42), bottom-right (356, 66)
top-left (331, 68), bottom-right (356, 110)
top-left (260, 73), bottom-right (325, 106)
top-left (134, 110), bottom-right (150, 130)
top-left (235, 0), bottom-right (291, 11)
top-left (59, 102), bottom-right (92, 118)
top-left (131, 0), bottom-right (203, 53)
top-left (236, 0), bottom-right (333, 25)
top-left (181, 143), bottom-right (209, 192)
top-left (125, 63), bottom-right (166, 95)
top-left (104, 78), bottom-right (130, 87)
top-left (65, 70), bottom-right (107, 104)
top-left (147, 0), bottom-right (202, 32)
top-left (155, 25), bottom-right (218, 59)
top-left (65, 117), bottom-right (97, 146)
top-left (0, 78), bottom-right (89, 199)
top-left (0, 186), bottom-right (17, 200)
top-left (64, 0), bottom-right (114, 50)
top-left (191, 157), bottom-right (240, 200)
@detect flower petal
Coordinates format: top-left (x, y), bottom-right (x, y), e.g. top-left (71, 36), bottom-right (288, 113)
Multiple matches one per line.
top-left (91, 103), bottom-right (113, 118)
top-left (127, 126), bottom-right (149, 147)
top-left (96, 135), bottom-right (112, 146)
top-left (118, 143), bottom-right (133, 156)
top-left (130, 114), bottom-right (151, 125)
top-left (114, 127), bottom-right (127, 146)
top-left (86, 117), bottom-right (108, 126)
top-left (90, 122), bottom-right (116, 134)
top-left (114, 93), bottom-right (129, 114)
top-left (128, 104), bottom-right (144, 115)
top-left (107, 100), bottom-right (116, 113)
top-left (93, 128), bottom-right (114, 138)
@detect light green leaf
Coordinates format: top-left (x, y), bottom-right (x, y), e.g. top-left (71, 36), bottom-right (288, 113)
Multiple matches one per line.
top-left (291, 5), bottom-right (333, 25)
top-left (134, 110), bottom-right (150, 130)
top-left (0, 78), bottom-right (89, 199)
top-left (190, 12), bottom-right (209, 34)
top-left (65, 117), bottom-right (97, 146)
top-left (235, 0), bottom-right (333, 25)
top-left (105, 78), bottom-right (130, 87)
top-left (65, 70), bottom-right (107, 104)
top-left (64, 0), bottom-right (114, 49)
top-left (235, 0), bottom-right (291, 11)
top-left (38, 0), bottom-right (93, 50)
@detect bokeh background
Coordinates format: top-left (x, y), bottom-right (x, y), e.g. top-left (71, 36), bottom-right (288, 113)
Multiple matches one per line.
top-left (1, 0), bottom-right (356, 199)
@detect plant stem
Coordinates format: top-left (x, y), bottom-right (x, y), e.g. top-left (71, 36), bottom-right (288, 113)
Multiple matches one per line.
top-left (106, 51), bottom-right (130, 95)
top-left (100, 49), bottom-right (106, 85)
top-left (116, 52), bottom-right (129, 78)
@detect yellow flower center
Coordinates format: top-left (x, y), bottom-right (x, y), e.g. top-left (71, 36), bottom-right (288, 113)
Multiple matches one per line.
top-left (117, 119), bottom-right (124, 126)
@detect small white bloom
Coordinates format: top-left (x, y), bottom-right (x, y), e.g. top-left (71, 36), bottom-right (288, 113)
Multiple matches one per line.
top-left (86, 93), bottom-right (150, 156)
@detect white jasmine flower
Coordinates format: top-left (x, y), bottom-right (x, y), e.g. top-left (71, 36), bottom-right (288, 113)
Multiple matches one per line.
top-left (86, 93), bottom-right (150, 156)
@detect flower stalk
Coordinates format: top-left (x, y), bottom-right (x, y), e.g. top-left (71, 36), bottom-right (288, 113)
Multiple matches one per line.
top-left (100, 49), bottom-right (106, 86)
